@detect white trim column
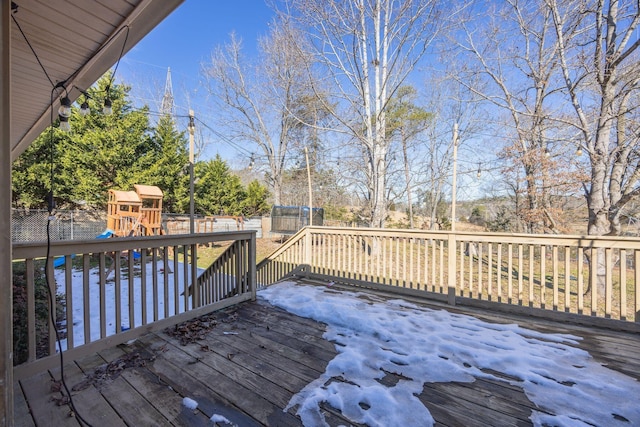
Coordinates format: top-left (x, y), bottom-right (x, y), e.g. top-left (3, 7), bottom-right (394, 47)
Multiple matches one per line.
top-left (0, 1), bottom-right (13, 425)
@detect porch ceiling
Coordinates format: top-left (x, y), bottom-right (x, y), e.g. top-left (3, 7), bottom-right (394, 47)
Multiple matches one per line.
top-left (9, 0), bottom-right (183, 161)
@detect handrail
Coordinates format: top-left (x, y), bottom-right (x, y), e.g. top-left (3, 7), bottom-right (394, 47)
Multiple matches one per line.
top-left (12, 230), bottom-right (256, 379)
top-left (256, 227), bottom-right (308, 288)
top-left (194, 237), bottom-right (256, 303)
top-left (256, 227), bottom-right (308, 268)
top-left (257, 226), bottom-right (640, 330)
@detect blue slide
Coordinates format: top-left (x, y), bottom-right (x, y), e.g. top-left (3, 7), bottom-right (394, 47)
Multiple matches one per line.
top-left (96, 229), bottom-right (114, 239)
top-left (53, 229), bottom-right (115, 267)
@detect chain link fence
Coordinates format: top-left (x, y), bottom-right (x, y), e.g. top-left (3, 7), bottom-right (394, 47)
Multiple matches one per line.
top-left (12, 210), bottom-right (264, 243)
top-left (163, 214), bottom-right (263, 238)
top-left (11, 209), bottom-right (108, 243)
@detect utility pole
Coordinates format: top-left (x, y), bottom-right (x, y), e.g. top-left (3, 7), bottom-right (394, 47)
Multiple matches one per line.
top-left (448, 123), bottom-right (459, 306)
top-left (188, 110), bottom-right (195, 234)
top-left (451, 123), bottom-right (458, 232)
top-left (305, 146), bottom-right (313, 226)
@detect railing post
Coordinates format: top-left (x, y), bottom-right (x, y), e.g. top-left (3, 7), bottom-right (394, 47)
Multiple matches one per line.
top-left (191, 244), bottom-right (199, 308)
top-left (0, 1), bottom-right (13, 423)
top-left (234, 240), bottom-right (241, 296)
top-left (249, 232), bottom-right (257, 300)
top-left (447, 232), bottom-right (456, 306)
top-left (304, 227), bottom-right (312, 275)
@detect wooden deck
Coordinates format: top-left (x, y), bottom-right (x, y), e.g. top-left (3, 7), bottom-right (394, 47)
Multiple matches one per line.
top-left (13, 282), bottom-right (640, 427)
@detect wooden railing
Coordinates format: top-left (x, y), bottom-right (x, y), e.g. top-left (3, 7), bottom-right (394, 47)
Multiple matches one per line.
top-left (257, 227), bottom-right (640, 330)
top-left (12, 231), bottom-right (256, 379)
top-left (194, 238), bottom-right (255, 304)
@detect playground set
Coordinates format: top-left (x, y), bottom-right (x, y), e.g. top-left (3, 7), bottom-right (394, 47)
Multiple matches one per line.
top-left (107, 184), bottom-right (164, 237)
top-left (55, 184), bottom-right (249, 270)
top-left (53, 185), bottom-right (164, 268)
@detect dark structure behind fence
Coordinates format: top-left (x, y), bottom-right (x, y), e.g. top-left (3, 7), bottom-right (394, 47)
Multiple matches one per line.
top-left (270, 206), bottom-right (324, 235)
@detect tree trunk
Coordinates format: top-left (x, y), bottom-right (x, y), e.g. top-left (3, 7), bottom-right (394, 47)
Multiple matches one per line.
top-left (272, 172), bottom-right (283, 206)
top-left (402, 129), bottom-right (414, 229)
top-left (586, 165), bottom-right (611, 295)
top-left (370, 145), bottom-right (388, 228)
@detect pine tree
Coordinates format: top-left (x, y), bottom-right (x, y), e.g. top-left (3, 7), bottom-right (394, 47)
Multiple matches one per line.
top-left (139, 114), bottom-right (189, 212)
top-left (242, 180), bottom-right (270, 216)
top-left (11, 136), bottom-right (51, 209)
top-left (194, 155), bottom-right (246, 215)
top-left (12, 73), bottom-right (153, 209)
top-left (60, 73), bottom-right (153, 207)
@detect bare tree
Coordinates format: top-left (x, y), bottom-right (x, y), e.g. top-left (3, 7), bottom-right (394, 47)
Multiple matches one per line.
top-left (546, 0), bottom-right (640, 237)
top-left (452, 0), bottom-right (585, 233)
top-left (406, 69), bottom-right (486, 230)
top-left (285, 0), bottom-right (444, 227)
top-left (203, 19), bottom-right (317, 205)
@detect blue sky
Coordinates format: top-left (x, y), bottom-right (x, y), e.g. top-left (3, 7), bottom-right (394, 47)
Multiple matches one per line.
top-left (119, 0), bottom-right (275, 161)
top-left (117, 1), bottom-right (488, 197)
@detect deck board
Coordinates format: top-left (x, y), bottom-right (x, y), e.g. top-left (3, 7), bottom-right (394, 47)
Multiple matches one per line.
top-left (132, 336), bottom-right (264, 427)
top-left (50, 360), bottom-right (127, 427)
top-left (14, 283), bottom-right (640, 426)
top-left (420, 381), bottom-right (534, 427)
top-left (13, 383), bottom-right (35, 427)
top-left (99, 345), bottom-right (213, 426)
top-left (19, 369), bottom-right (80, 426)
top-left (74, 352), bottom-right (171, 426)
top-left (138, 333), bottom-right (302, 426)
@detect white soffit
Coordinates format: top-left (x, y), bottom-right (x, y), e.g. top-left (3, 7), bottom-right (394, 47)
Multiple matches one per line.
top-left (9, 0), bottom-right (184, 161)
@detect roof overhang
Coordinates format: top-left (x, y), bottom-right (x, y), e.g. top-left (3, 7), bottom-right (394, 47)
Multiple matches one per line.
top-left (9, 0), bottom-right (184, 161)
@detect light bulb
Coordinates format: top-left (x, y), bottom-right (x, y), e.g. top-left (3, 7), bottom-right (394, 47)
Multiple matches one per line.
top-left (58, 96), bottom-right (71, 118)
top-left (103, 98), bottom-right (112, 115)
top-left (79, 100), bottom-right (90, 116)
top-left (59, 115), bottom-right (71, 132)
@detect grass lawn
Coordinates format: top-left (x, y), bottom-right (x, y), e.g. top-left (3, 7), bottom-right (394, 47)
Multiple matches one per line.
top-left (195, 237), bottom-right (284, 268)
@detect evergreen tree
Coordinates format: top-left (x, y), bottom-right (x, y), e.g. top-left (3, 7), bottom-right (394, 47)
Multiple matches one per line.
top-left (60, 73), bottom-right (152, 207)
top-left (194, 155), bottom-right (246, 215)
top-left (11, 136), bottom-right (52, 209)
top-left (242, 180), bottom-right (270, 216)
top-left (12, 73), bottom-right (153, 209)
top-left (139, 114), bottom-right (189, 212)
top-left (12, 74), bottom-right (269, 218)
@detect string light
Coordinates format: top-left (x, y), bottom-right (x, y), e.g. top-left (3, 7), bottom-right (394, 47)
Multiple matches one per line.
top-left (103, 96), bottom-right (113, 115)
top-left (58, 96), bottom-right (71, 118)
top-left (58, 115), bottom-right (71, 132)
top-left (79, 97), bottom-right (90, 116)
top-left (57, 95), bottom-right (71, 131)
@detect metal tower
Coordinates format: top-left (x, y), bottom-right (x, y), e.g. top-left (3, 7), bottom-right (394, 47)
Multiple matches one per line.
top-left (161, 67), bottom-right (175, 117)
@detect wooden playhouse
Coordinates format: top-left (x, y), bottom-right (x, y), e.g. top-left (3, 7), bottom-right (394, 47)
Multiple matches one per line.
top-left (107, 185), bottom-right (163, 237)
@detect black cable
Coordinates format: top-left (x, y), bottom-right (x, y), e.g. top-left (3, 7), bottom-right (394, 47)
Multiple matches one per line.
top-left (13, 1), bottom-right (131, 105)
top-left (45, 88), bottom-right (94, 427)
top-left (105, 25), bottom-right (130, 103)
top-left (193, 116), bottom-right (254, 156)
top-left (11, 3), bottom-right (55, 88)
top-left (110, 26), bottom-right (129, 89)
top-left (11, 6), bottom-right (127, 423)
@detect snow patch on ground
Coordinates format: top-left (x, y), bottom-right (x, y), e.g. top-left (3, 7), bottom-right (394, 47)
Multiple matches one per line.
top-left (54, 261), bottom-right (200, 348)
top-left (260, 281), bottom-right (640, 427)
top-left (182, 396), bottom-right (198, 410)
top-left (210, 413), bottom-right (233, 425)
